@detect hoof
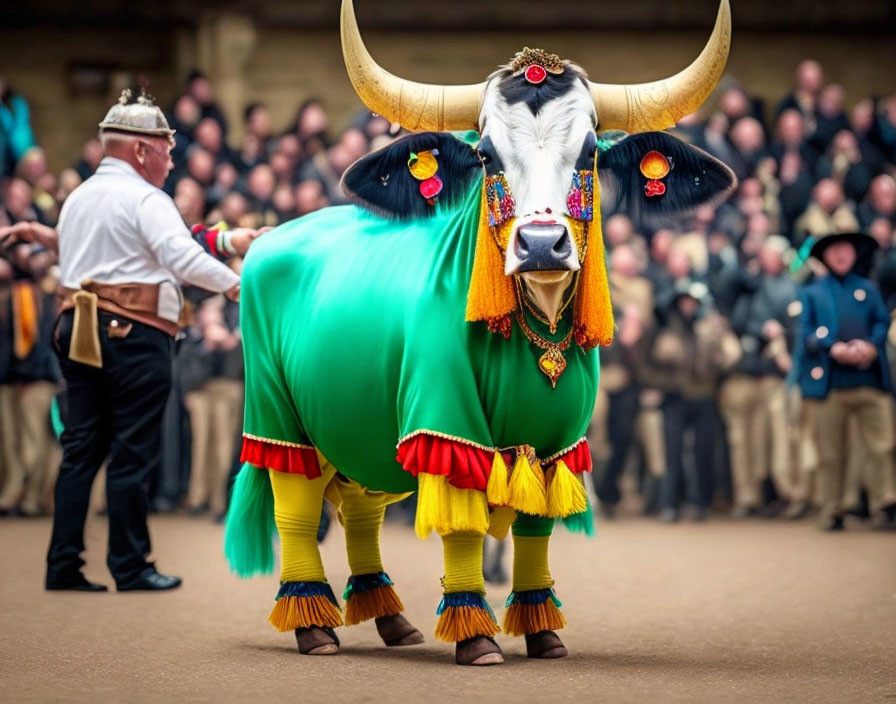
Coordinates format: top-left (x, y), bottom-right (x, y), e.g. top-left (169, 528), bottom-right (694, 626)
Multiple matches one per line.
top-left (375, 613), bottom-right (425, 647)
top-left (525, 630), bottom-right (568, 659)
top-left (295, 627), bottom-right (339, 655)
top-left (456, 636), bottom-right (504, 666)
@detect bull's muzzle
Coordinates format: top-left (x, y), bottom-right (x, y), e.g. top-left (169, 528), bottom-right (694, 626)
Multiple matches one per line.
top-left (514, 223), bottom-right (574, 272)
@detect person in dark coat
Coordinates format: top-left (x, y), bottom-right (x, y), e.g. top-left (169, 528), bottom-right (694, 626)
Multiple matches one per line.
top-left (794, 231), bottom-right (896, 530)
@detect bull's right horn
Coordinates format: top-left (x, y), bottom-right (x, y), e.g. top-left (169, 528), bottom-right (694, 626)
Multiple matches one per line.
top-left (341, 0), bottom-right (485, 132)
top-left (589, 0), bottom-right (732, 133)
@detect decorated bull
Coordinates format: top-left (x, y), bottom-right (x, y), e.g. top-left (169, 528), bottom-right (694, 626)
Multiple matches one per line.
top-left (225, 0), bottom-right (735, 666)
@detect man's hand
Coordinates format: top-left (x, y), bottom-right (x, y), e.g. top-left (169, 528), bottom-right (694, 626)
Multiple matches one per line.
top-left (226, 226), bottom-right (273, 256)
top-left (847, 339), bottom-right (877, 368)
top-left (225, 283), bottom-right (240, 302)
top-left (0, 222), bottom-right (59, 254)
top-left (830, 341), bottom-right (852, 364)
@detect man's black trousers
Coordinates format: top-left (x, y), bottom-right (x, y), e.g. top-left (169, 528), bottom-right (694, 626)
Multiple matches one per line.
top-left (46, 310), bottom-right (173, 588)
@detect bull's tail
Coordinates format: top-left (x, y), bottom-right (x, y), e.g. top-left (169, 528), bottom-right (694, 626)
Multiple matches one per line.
top-left (224, 464), bottom-right (277, 577)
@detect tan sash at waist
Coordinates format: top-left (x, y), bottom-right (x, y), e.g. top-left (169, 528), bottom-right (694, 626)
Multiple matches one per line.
top-left (59, 281), bottom-right (179, 369)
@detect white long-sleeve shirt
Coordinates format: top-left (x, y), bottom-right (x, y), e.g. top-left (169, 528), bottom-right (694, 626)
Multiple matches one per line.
top-left (57, 157), bottom-right (239, 322)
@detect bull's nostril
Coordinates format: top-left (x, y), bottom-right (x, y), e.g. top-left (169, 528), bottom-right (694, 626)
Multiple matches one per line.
top-left (552, 231), bottom-right (571, 255)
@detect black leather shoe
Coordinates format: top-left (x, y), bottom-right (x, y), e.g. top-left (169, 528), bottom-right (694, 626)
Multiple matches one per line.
top-left (46, 574), bottom-right (109, 592)
top-left (117, 568), bottom-right (182, 592)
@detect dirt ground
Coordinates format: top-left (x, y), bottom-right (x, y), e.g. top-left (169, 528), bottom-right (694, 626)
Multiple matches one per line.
top-left (1, 513), bottom-right (894, 703)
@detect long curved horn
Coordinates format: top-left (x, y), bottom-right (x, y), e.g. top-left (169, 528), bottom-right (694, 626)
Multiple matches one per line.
top-left (341, 0), bottom-right (485, 132)
top-left (590, 0), bottom-right (731, 132)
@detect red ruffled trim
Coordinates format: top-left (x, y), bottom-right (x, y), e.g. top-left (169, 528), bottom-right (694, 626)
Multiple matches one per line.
top-left (240, 435), bottom-right (321, 479)
top-left (396, 434), bottom-right (492, 491)
top-left (553, 439), bottom-right (592, 474)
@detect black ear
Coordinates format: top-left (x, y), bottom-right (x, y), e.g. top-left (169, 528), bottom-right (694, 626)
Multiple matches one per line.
top-left (597, 132), bottom-right (736, 221)
top-left (341, 132), bottom-right (482, 220)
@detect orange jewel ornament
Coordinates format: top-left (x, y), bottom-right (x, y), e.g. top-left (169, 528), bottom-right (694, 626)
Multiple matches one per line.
top-left (640, 150), bottom-right (670, 198)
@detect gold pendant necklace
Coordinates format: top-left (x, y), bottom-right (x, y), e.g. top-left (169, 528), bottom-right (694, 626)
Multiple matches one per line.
top-left (515, 277), bottom-right (576, 334)
top-left (514, 309), bottom-right (573, 388)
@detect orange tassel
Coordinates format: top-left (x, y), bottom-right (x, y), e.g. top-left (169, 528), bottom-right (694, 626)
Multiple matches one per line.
top-left (466, 189), bottom-right (516, 323)
top-left (344, 584), bottom-right (404, 626)
top-left (573, 159), bottom-right (614, 350)
top-left (268, 594), bottom-right (344, 633)
top-left (434, 606), bottom-right (501, 643)
top-left (503, 599), bottom-right (567, 637)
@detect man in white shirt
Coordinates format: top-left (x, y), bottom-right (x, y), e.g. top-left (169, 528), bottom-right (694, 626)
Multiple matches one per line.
top-left (43, 89), bottom-right (241, 592)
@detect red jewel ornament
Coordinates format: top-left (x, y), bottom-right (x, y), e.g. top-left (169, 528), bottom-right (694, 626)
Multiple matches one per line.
top-left (645, 180), bottom-right (666, 197)
top-left (419, 174), bottom-right (443, 204)
top-left (524, 65), bottom-right (547, 85)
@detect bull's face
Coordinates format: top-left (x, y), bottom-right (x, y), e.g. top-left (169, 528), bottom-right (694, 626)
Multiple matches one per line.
top-left (339, 0), bottom-right (735, 332)
top-left (476, 60), bottom-right (597, 323)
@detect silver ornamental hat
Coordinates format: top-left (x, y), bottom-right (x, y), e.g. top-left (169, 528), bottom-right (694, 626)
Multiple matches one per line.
top-left (98, 88), bottom-right (175, 138)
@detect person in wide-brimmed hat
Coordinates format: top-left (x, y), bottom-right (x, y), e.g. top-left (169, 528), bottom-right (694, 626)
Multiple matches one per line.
top-left (794, 230), bottom-right (896, 531)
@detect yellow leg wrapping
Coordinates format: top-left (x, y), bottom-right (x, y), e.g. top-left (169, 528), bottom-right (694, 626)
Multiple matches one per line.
top-left (336, 478), bottom-right (406, 625)
top-left (434, 531), bottom-right (500, 642)
top-left (268, 467), bottom-right (343, 632)
top-left (503, 534), bottom-right (566, 636)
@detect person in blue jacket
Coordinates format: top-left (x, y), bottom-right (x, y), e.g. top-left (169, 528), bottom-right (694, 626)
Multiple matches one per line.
top-left (794, 231), bottom-right (896, 530)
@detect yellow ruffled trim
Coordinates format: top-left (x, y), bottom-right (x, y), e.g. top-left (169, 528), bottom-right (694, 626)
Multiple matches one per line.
top-left (269, 594), bottom-right (344, 633)
top-left (415, 473), bottom-right (490, 539)
top-left (503, 599), bottom-right (566, 637)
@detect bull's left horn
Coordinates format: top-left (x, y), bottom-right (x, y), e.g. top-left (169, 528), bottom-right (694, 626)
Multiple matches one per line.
top-left (589, 0), bottom-right (731, 132)
top-left (341, 0), bottom-right (485, 132)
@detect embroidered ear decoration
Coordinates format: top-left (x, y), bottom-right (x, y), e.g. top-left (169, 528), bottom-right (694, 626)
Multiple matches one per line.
top-left (485, 173), bottom-right (516, 227)
top-left (408, 149), bottom-right (443, 205)
top-left (566, 169), bottom-right (594, 222)
top-left (640, 150), bottom-right (670, 198)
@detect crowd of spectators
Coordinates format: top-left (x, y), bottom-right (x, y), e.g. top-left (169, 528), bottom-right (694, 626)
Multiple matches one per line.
top-left (1, 60), bottom-right (895, 530)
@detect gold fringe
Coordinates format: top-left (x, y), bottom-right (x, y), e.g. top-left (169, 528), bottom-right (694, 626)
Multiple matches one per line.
top-left (435, 606), bottom-right (501, 642)
top-left (465, 190), bottom-right (516, 323)
top-left (507, 453), bottom-right (547, 516)
top-left (572, 159), bottom-right (615, 350)
top-left (545, 461), bottom-right (589, 518)
top-left (486, 452), bottom-right (511, 506)
top-left (268, 594), bottom-right (344, 633)
top-left (502, 599), bottom-right (567, 637)
top-left (487, 506), bottom-right (517, 540)
top-left (415, 473), bottom-right (490, 539)
top-left (344, 584), bottom-right (404, 626)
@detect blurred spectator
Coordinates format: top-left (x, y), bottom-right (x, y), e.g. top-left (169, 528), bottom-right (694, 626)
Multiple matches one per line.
top-left (794, 178), bottom-right (860, 243)
top-left (650, 282), bottom-right (738, 521)
top-left (244, 102), bottom-right (274, 157)
top-left (809, 83), bottom-right (850, 155)
top-left (285, 98), bottom-right (331, 158)
top-left (186, 70), bottom-right (229, 138)
top-left (857, 174), bottom-right (896, 230)
top-left (195, 117), bottom-right (238, 168)
top-left (776, 59), bottom-right (824, 119)
top-left (719, 236), bottom-right (798, 518)
top-left (73, 138), bottom-right (103, 181)
top-left (0, 76), bottom-right (38, 178)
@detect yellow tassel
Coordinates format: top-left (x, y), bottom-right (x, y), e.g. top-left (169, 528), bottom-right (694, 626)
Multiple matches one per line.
top-left (486, 452), bottom-right (511, 506)
top-left (507, 453), bottom-right (547, 516)
top-left (573, 158), bottom-right (615, 350)
top-left (487, 506), bottom-right (517, 540)
top-left (545, 461), bottom-right (589, 518)
top-left (502, 600), bottom-right (566, 637)
top-left (344, 584), bottom-right (404, 626)
top-left (415, 473), bottom-right (490, 539)
top-left (465, 189), bottom-right (516, 323)
top-left (268, 594), bottom-right (344, 633)
top-left (434, 606), bottom-right (501, 643)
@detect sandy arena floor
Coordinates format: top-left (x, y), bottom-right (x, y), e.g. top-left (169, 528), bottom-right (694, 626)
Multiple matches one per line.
top-left (1, 512), bottom-right (894, 703)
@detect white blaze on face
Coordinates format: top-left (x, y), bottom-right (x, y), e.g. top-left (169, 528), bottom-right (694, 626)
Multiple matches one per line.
top-left (478, 68), bottom-right (597, 324)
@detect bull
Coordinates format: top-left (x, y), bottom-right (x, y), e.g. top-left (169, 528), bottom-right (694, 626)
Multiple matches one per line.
top-left (225, 0), bottom-right (735, 666)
